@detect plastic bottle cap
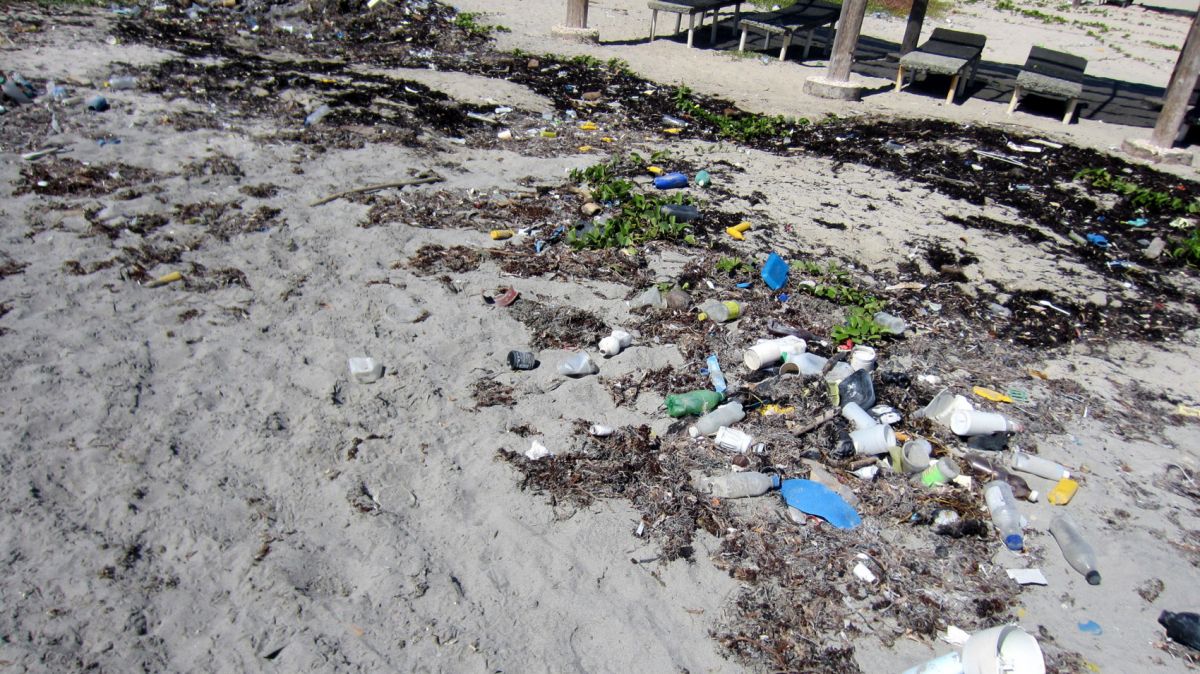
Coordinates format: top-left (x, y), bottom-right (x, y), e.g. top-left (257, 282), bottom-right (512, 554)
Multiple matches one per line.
top-left (1004, 534), bottom-right (1024, 551)
top-left (1086, 571), bottom-right (1101, 585)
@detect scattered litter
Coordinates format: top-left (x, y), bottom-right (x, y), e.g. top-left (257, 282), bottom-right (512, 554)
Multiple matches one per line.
top-left (780, 479), bottom-right (862, 529)
top-left (1006, 568), bottom-right (1048, 585)
top-left (1077, 620), bottom-right (1102, 635)
top-left (525, 440), bottom-right (551, 460)
top-left (348, 357), bottom-right (383, 384)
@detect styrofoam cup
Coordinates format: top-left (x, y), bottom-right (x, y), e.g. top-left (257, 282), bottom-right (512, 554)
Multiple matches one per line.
top-left (744, 336), bottom-right (805, 370)
top-left (850, 345), bottom-right (876, 371)
top-left (842, 402), bottom-right (877, 430)
top-left (781, 351), bottom-right (826, 376)
top-left (851, 424), bottom-right (896, 455)
top-left (961, 625), bottom-right (1045, 674)
top-left (901, 439), bottom-right (933, 473)
top-left (714, 426), bottom-right (753, 453)
top-left (950, 410), bottom-right (1019, 436)
top-left (918, 389), bottom-right (973, 426)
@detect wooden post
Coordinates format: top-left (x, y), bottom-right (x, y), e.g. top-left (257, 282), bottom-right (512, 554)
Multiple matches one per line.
top-left (826, 0), bottom-right (869, 82)
top-left (565, 0), bottom-right (589, 29)
top-left (1150, 11), bottom-right (1200, 149)
top-left (900, 0), bottom-right (928, 55)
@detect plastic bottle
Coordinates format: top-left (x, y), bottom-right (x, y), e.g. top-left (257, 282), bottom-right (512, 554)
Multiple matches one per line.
top-left (689, 401), bottom-right (745, 437)
top-left (1010, 451), bottom-right (1070, 481)
top-left (1047, 477), bottom-right (1079, 505)
top-left (653, 172), bottom-right (687, 189)
top-left (660, 204), bottom-right (699, 222)
top-left (1159, 611), bottom-right (1200, 651)
top-left (700, 472), bottom-right (780, 498)
top-left (305, 103), bottom-right (332, 126)
top-left (106, 75), bottom-right (137, 90)
top-left (598, 329), bottom-right (632, 356)
top-left (665, 390), bottom-right (724, 418)
top-left (1049, 514), bottom-right (1101, 585)
top-left (965, 453), bottom-right (1038, 502)
top-left (557, 352), bottom-right (598, 377)
top-left (705, 354), bottom-right (727, 394)
top-left (695, 170), bottom-right (711, 187)
top-left (983, 480), bottom-right (1024, 551)
top-left (697, 300), bottom-right (741, 323)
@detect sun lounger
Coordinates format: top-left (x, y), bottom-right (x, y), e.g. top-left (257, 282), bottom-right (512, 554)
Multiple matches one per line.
top-left (736, 0), bottom-right (841, 62)
top-left (895, 28), bottom-right (987, 104)
top-left (648, 0), bottom-right (743, 48)
top-left (1006, 46), bottom-right (1087, 124)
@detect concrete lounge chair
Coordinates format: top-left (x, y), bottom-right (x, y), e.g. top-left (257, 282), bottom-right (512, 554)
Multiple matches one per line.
top-left (1006, 46), bottom-right (1087, 124)
top-left (895, 28), bottom-right (987, 104)
top-left (648, 0), bottom-right (743, 48)
top-left (736, 0), bottom-right (841, 62)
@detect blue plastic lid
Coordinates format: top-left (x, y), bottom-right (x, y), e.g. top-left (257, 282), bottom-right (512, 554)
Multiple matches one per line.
top-left (1004, 534), bottom-right (1024, 551)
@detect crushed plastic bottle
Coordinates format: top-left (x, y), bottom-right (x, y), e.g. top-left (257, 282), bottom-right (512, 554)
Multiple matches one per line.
top-left (700, 472), bottom-right (780, 498)
top-left (660, 203), bottom-right (699, 222)
top-left (1049, 513), bottom-right (1101, 585)
top-left (697, 300), bottom-right (741, 322)
top-left (665, 390), bottom-right (724, 417)
top-left (106, 75), bottom-right (137, 90)
top-left (689, 401), bottom-right (745, 437)
top-left (965, 452), bottom-right (1038, 501)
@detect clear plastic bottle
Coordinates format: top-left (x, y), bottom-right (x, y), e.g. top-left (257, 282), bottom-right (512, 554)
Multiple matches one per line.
top-left (701, 472), bottom-right (780, 498)
top-left (1010, 451), bottom-right (1069, 481)
top-left (697, 300), bottom-right (740, 323)
top-left (965, 452), bottom-right (1038, 501)
top-left (983, 480), bottom-right (1024, 551)
top-left (106, 75), bottom-right (138, 90)
top-left (690, 401), bottom-right (745, 437)
top-left (660, 204), bottom-right (699, 222)
top-left (1049, 513), bottom-right (1101, 585)
top-left (665, 390), bottom-right (724, 417)
top-left (557, 352), bottom-right (598, 377)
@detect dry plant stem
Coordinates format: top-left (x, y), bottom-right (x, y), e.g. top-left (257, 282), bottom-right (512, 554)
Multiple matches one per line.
top-left (309, 172), bottom-right (445, 206)
top-left (794, 408), bottom-right (838, 436)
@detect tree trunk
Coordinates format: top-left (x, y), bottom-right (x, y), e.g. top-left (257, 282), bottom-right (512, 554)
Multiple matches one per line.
top-left (1151, 11), bottom-right (1200, 148)
top-left (900, 0), bottom-right (929, 55)
top-left (827, 0), bottom-right (869, 82)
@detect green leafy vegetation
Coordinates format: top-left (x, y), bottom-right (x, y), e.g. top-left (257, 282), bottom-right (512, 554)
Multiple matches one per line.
top-left (1076, 168), bottom-right (1200, 214)
top-left (1171, 229), bottom-right (1200, 266)
top-left (832, 307), bottom-right (887, 344)
top-left (453, 12), bottom-right (510, 37)
top-left (674, 86), bottom-right (808, 142)
top-left (567, 155), bottom-right (697, 249)
top-left (791, 261), bottom-right (886, 313)
top-left (715, 257), bottom-right (752, 276)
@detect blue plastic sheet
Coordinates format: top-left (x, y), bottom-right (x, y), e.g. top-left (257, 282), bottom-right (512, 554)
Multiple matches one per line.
top-left (761, 252), bottom-right (789, 291)
top-left (781, 479), bottom-right (861, 529)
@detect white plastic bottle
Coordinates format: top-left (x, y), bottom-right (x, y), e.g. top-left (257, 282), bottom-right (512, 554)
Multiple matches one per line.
top-left (689, 401), bottom-right (744, 437)
top-left (1010, 451), bottom-right (1070, 481)
top-left (701, 472), bottom-right (780, 498)
top-left (598, 329), bottom-right (632, 356)
top-left (1049, 514), bottom-right (1101, 585)
top-left (983, 480), bottom-right (1024, 551)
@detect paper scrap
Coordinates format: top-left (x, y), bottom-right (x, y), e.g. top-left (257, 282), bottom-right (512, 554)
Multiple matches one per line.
top-left (1006, 568), bottom-right (1048, 586)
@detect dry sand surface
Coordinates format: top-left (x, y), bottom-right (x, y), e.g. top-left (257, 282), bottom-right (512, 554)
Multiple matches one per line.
top-left (2, 0), bottom-right (1200, 672)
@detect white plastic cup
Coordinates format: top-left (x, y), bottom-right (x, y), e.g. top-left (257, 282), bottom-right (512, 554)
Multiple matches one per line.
top-left (781, 351), bottom-right (826, 376)
top-left (841, 402), bottom-right (877, 430)
top-left (348, 357), bottom-right (383, 383)
top-left (743, 336), bottom-right (805, 370)
top-left (849, 345), bottom-right (876, 371)
top-left (824, 361), bottom-right (854, 405)
top-left (961, 625), bottom-right (1045, 674)
top-left (950, 409), bottom-right (1020, 436)
top-left (598, 329), bottom-right (632, 356)
top-left (918, 389), bottom-right (973, 426)
top-left (714, 426), bottom-right (753, 453)
top-left (921, 457), bottom-right (961, 487)
top-left (901, 439), bottom-right (933, 473)
top-left (851, 424), bottom-right (896, 455)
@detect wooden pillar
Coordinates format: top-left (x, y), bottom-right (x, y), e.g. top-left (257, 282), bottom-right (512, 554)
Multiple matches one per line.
top-left (900, 0), bottom-right (928, 55)
top-left (1150, 11), bottom-right (1200, 149)
top-left (565, 0), bottom-right (589, 28)
top-left (826, 0), bottom-right (869, 82)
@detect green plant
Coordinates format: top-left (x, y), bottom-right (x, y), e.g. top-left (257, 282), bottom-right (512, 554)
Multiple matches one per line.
top-left (791, 261), bottom-right (886, 312)
top-left (832, 307), bottom-right (886, 344)
top-left (453, 12), bottom-right (510, 37)
top-left (715, 257), bottom-right (752, 275)
top-left (568, 156), bottom-right (697, 249)
top-left (1076, 167), bottom-right (1200, 214)
top-left (674, 86), bottom-right (808, 142)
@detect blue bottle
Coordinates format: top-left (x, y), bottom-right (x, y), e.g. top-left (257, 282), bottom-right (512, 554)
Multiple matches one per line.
top-left (653, 172), bottom-right (687, 189)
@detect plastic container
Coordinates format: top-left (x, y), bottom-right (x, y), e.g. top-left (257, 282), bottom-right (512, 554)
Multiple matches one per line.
top-left (961, 626), bottom-right (1045, 674)
top-left (653, 172), bottom-right (687, 189)
top-left (106, 75), bottom-right (137, 90)
top-left (695, 170), bottom-right (711, 187)
top-left (697, 300), bottom-right (741, 323)
top-left (557, 352), bottom-right (598, 377)
top-left (849, 345), bottom-right (876, 371)
top-left (823, 362), bottom-right (855, 405)
top-left (714, 426), bottom-right (753, 453)
top-left (841, 402), bottom-right (877, 430)
top-left (984, 480), bottom-right (1024, 551)
top-left (744, 335), bottom-right (805, 370)
top-left (874, 311), bottom-right (909, 335)
top-left (85, 95), bottom-right (109, 112)
top-left (665, 390), bottom-right (724, 417)
top-left (305, 103), bottom-right (332, 126)
top-left (1047, 477), bottom-right (1079, 505)
top-left (965, 452), bottom-right (1038, 501)
top-left (1159, 611), bottom-right (1200, 650)
top-left (507, 350), bottom-right (537, 370)
top-left (1010, 451), bottom-right (1069, 481)
top-left (660, 204), bottom-right (699, 222)
top-left (1049, 513), bottom-right (1101, 585)
top-left (348, 357), bottom-right (383, 383)
top-left (851, 424), bottom-right (895, 455)
top-left (781, 351), bottom-right (826, 376)
top-left (630, 287), bottom-right (665, 309)
top-left (950, 409), bottom-right (1020, 435)
top-left (690, 401), bottom-right (745, 437)
top-left (700, 472), bottom-right (780, 498)
top-left (920, 457), bottom-right (960, 486)
top-left (598, 329), bottom-right (632, 356)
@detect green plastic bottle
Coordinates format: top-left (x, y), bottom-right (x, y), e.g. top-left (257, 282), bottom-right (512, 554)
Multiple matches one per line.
top-left (665, 390), bottom-right (724, 418)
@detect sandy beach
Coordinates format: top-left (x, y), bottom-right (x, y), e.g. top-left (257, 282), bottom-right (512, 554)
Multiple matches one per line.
top-left (2, 0), bottom-right (1200, 671)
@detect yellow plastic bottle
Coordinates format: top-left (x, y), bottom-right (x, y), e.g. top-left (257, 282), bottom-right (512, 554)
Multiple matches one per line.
top-left (1048, 478), bottom-right (1079, 505)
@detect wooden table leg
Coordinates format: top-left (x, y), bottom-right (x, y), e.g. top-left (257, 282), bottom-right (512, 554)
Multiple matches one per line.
top-left (780, 33), bottom-right (791, 60)
top-left (1062, 97), bottom-right (1079, 124)
top-left (894, 65), bottom-right (905, 93)
top-left (1006, 85), bottom-right (1022, 115)
top-left (946, 73), bottom-right (960, 103)
top-left (739, 26), bottom-right (748, 51)
top-left (687, 13), bottom-right (696, 47)
top-left (650, 9), bottom-right (658, 40)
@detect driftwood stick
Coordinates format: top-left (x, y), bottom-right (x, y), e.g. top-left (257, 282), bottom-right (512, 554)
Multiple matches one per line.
top-left (310, 172), bottom-right (445, 206)
top-left (793, 408), bottom-right (838, 436)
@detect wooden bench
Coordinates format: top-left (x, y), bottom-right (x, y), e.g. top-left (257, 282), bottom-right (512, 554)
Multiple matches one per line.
top-left (736, 0), bottom-right (841, 62)
top-left (1007, 46), bottom-right (1087, 124)
top-left (895, 28), bottom-right (987, 104)
top-left (648, 0), bottom-right (743, 48)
